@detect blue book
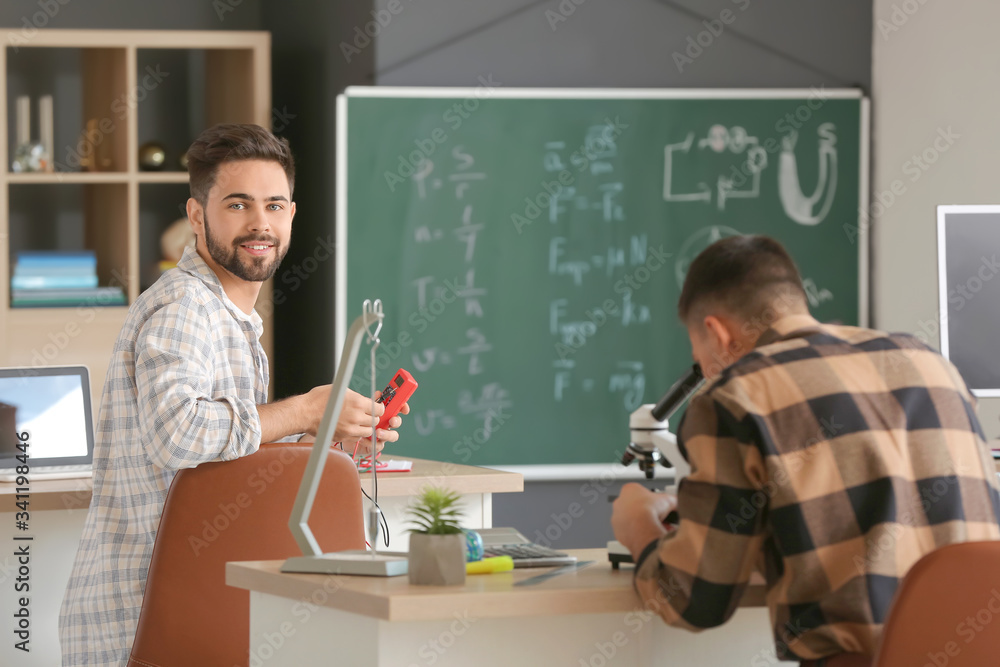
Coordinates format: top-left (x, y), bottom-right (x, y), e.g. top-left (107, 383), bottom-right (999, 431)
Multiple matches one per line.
top-left (14, 265), bottom-right (97, 277)
top-left (11, 275), bottom-right (99, 290)
top-left (16, 250), bottom-right (97, 268)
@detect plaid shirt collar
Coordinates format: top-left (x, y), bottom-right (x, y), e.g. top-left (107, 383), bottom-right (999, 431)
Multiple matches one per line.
top-left (754, 314), bottom-right (826, 349)
top-left (176, 245), bottom-right (263, 337)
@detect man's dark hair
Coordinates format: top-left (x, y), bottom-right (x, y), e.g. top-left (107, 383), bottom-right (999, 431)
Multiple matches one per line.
top-left (186, 123), bottom-right (295, 206)
top-left (677, 235), bottom-right (808, 324)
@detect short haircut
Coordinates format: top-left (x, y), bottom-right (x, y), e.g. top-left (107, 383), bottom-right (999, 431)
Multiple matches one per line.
top-left (186, 123), bottom-right (295, 206)
top-left (677, 235), bottom-right (808, 324)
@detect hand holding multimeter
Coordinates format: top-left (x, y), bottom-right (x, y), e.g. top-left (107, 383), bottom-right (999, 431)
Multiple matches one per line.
top-left (375, 368), bottom-right (418, 431)
top-left (347, 369), bottom-right (417, 461)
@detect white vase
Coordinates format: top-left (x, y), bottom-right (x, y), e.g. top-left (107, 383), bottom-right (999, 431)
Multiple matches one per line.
top-left (408, 533), bottom-right (466, 586)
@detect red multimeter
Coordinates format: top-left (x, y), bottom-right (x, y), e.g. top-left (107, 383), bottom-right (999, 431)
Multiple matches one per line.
top-left (376, 368), bottom-right (418, 430)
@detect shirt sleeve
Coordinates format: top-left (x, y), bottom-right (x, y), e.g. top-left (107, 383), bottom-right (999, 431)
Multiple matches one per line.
top-left (134, 297), bottom-right (262, 469)
top-left (633, 388), bottom-right (769, 630)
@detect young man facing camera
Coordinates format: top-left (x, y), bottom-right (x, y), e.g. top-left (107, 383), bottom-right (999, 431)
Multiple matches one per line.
top-left (59, 124), bottom-right (405, 666)
top-left (612, 236), bottom-right (1000, 666)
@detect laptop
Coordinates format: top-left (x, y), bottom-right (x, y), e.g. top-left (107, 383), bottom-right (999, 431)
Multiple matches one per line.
top-left (477, 527), bottom-right (577, 568)
top-left (0, 366), bottom-right (95, 482)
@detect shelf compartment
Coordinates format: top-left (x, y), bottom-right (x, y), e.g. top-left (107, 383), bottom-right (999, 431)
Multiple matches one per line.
top-left (136, 48), bottom-right (258, 175)
top-left (5, 47), bottom-right (129, 174)
top-left (8, 182), bottom-right (130, 307)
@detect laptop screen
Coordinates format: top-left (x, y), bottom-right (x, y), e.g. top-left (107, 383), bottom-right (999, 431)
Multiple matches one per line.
top-left (0, 366), bottom-right (93, 467)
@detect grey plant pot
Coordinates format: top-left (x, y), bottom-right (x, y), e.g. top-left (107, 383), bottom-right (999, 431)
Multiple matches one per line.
top-left (408, 533), bottom-right (467, 586)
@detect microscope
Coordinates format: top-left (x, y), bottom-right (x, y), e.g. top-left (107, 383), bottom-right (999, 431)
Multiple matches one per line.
top-left (621, 363), bottom-right (704, 480)
top-left (608, 363), bottom-right (704, 567)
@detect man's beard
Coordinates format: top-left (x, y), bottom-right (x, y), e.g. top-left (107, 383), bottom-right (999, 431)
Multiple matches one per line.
top-left (203, 213), bottom-right (288, 282)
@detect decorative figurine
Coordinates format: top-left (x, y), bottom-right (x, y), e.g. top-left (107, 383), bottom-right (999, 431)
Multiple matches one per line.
top-left (138, 142), bottom-right (166, 171)
top-left (11, 95), bottom-right (51, 173)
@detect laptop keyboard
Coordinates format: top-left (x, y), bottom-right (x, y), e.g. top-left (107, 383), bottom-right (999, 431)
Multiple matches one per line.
top-left (0, 464), bottom-right (92, 482)
top-left (482, 543), bottom-right (577, 568)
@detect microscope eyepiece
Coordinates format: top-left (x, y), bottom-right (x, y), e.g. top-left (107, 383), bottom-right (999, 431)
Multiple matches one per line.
top-left (650, 363), bottom-right (704, 422)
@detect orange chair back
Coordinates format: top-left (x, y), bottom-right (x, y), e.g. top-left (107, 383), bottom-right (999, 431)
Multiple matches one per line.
top-left (875, 540), bottom-right (1000, 666)
top-left (128, 443), bottom-right (365, 667)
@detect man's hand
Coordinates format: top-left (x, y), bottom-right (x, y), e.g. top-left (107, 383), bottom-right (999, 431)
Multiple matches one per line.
top-left (259, 387), bottom-right (410, 450)
top-left (611, 483), bottom-right (677, 558)
top-left (350, 390), bottom-right (410, 457)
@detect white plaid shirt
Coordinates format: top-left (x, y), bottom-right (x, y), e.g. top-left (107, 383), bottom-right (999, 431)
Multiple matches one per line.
top-left (59, 246), bottom-right (267, 666)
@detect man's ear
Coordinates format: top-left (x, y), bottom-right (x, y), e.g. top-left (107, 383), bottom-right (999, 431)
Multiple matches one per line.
top-left (702, 315), bottom-right (733, 353)
top-left (186, 198), bottom-right (205, 239)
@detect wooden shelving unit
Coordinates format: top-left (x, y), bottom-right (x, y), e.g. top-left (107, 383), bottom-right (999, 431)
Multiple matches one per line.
top-left (0, 30), bottom-right (273, 402)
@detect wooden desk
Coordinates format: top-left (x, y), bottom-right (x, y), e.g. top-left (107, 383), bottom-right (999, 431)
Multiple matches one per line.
top-left (0, 475), bottom-right (94, 512)
top-left (227, 549), bottom-right (790, 666)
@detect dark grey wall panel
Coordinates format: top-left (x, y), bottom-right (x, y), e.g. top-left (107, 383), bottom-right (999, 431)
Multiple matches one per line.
top-left (375, 0), bottom-right (871, 89)
top-left (0, 0), bottom-right (261, 31)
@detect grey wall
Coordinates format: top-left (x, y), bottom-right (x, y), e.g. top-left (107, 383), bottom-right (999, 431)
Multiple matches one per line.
top-left (376, 0), bottom-right (871, 88)
top-left (0, 0), bottom-right (261, 30)
top-left (371, 0), bottom-right (874, 548)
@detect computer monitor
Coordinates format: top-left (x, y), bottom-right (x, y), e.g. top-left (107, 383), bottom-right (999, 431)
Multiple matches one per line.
top-left (937, 205), bottom-right (1000, 397)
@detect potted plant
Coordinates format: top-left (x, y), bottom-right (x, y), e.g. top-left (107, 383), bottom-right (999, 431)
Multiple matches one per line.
top-left (407, 486), bottom-right (466, 586)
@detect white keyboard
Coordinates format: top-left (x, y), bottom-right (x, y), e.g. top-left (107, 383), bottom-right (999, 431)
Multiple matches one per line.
top-left (0, 464), bottom-right (92, 482)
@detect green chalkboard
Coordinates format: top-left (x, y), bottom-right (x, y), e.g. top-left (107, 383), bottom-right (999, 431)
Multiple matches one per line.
top-left (339, 89), bottom-right (868, 467)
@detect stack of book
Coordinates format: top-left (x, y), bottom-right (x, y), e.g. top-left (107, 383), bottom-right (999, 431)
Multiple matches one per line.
top-left (10, 250), bottom-right (126, 308)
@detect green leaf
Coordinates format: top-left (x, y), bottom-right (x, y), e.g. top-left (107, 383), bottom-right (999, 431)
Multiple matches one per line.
top-left (406, 485), bottom-right (464, 535)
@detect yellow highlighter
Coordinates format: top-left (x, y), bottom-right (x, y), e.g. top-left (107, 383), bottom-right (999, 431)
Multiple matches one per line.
top-left (466, 556), bottom-right (514, 575)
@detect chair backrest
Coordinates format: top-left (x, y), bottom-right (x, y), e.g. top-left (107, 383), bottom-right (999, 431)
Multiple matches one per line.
top-left (128, 443), bottom-right (365, 667)
top-left (874, 540), bottom-right (1000, 666)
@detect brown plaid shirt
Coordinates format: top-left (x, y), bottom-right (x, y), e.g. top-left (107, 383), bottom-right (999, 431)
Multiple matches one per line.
top-left (634, 315), bottom-right (1000, 662)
